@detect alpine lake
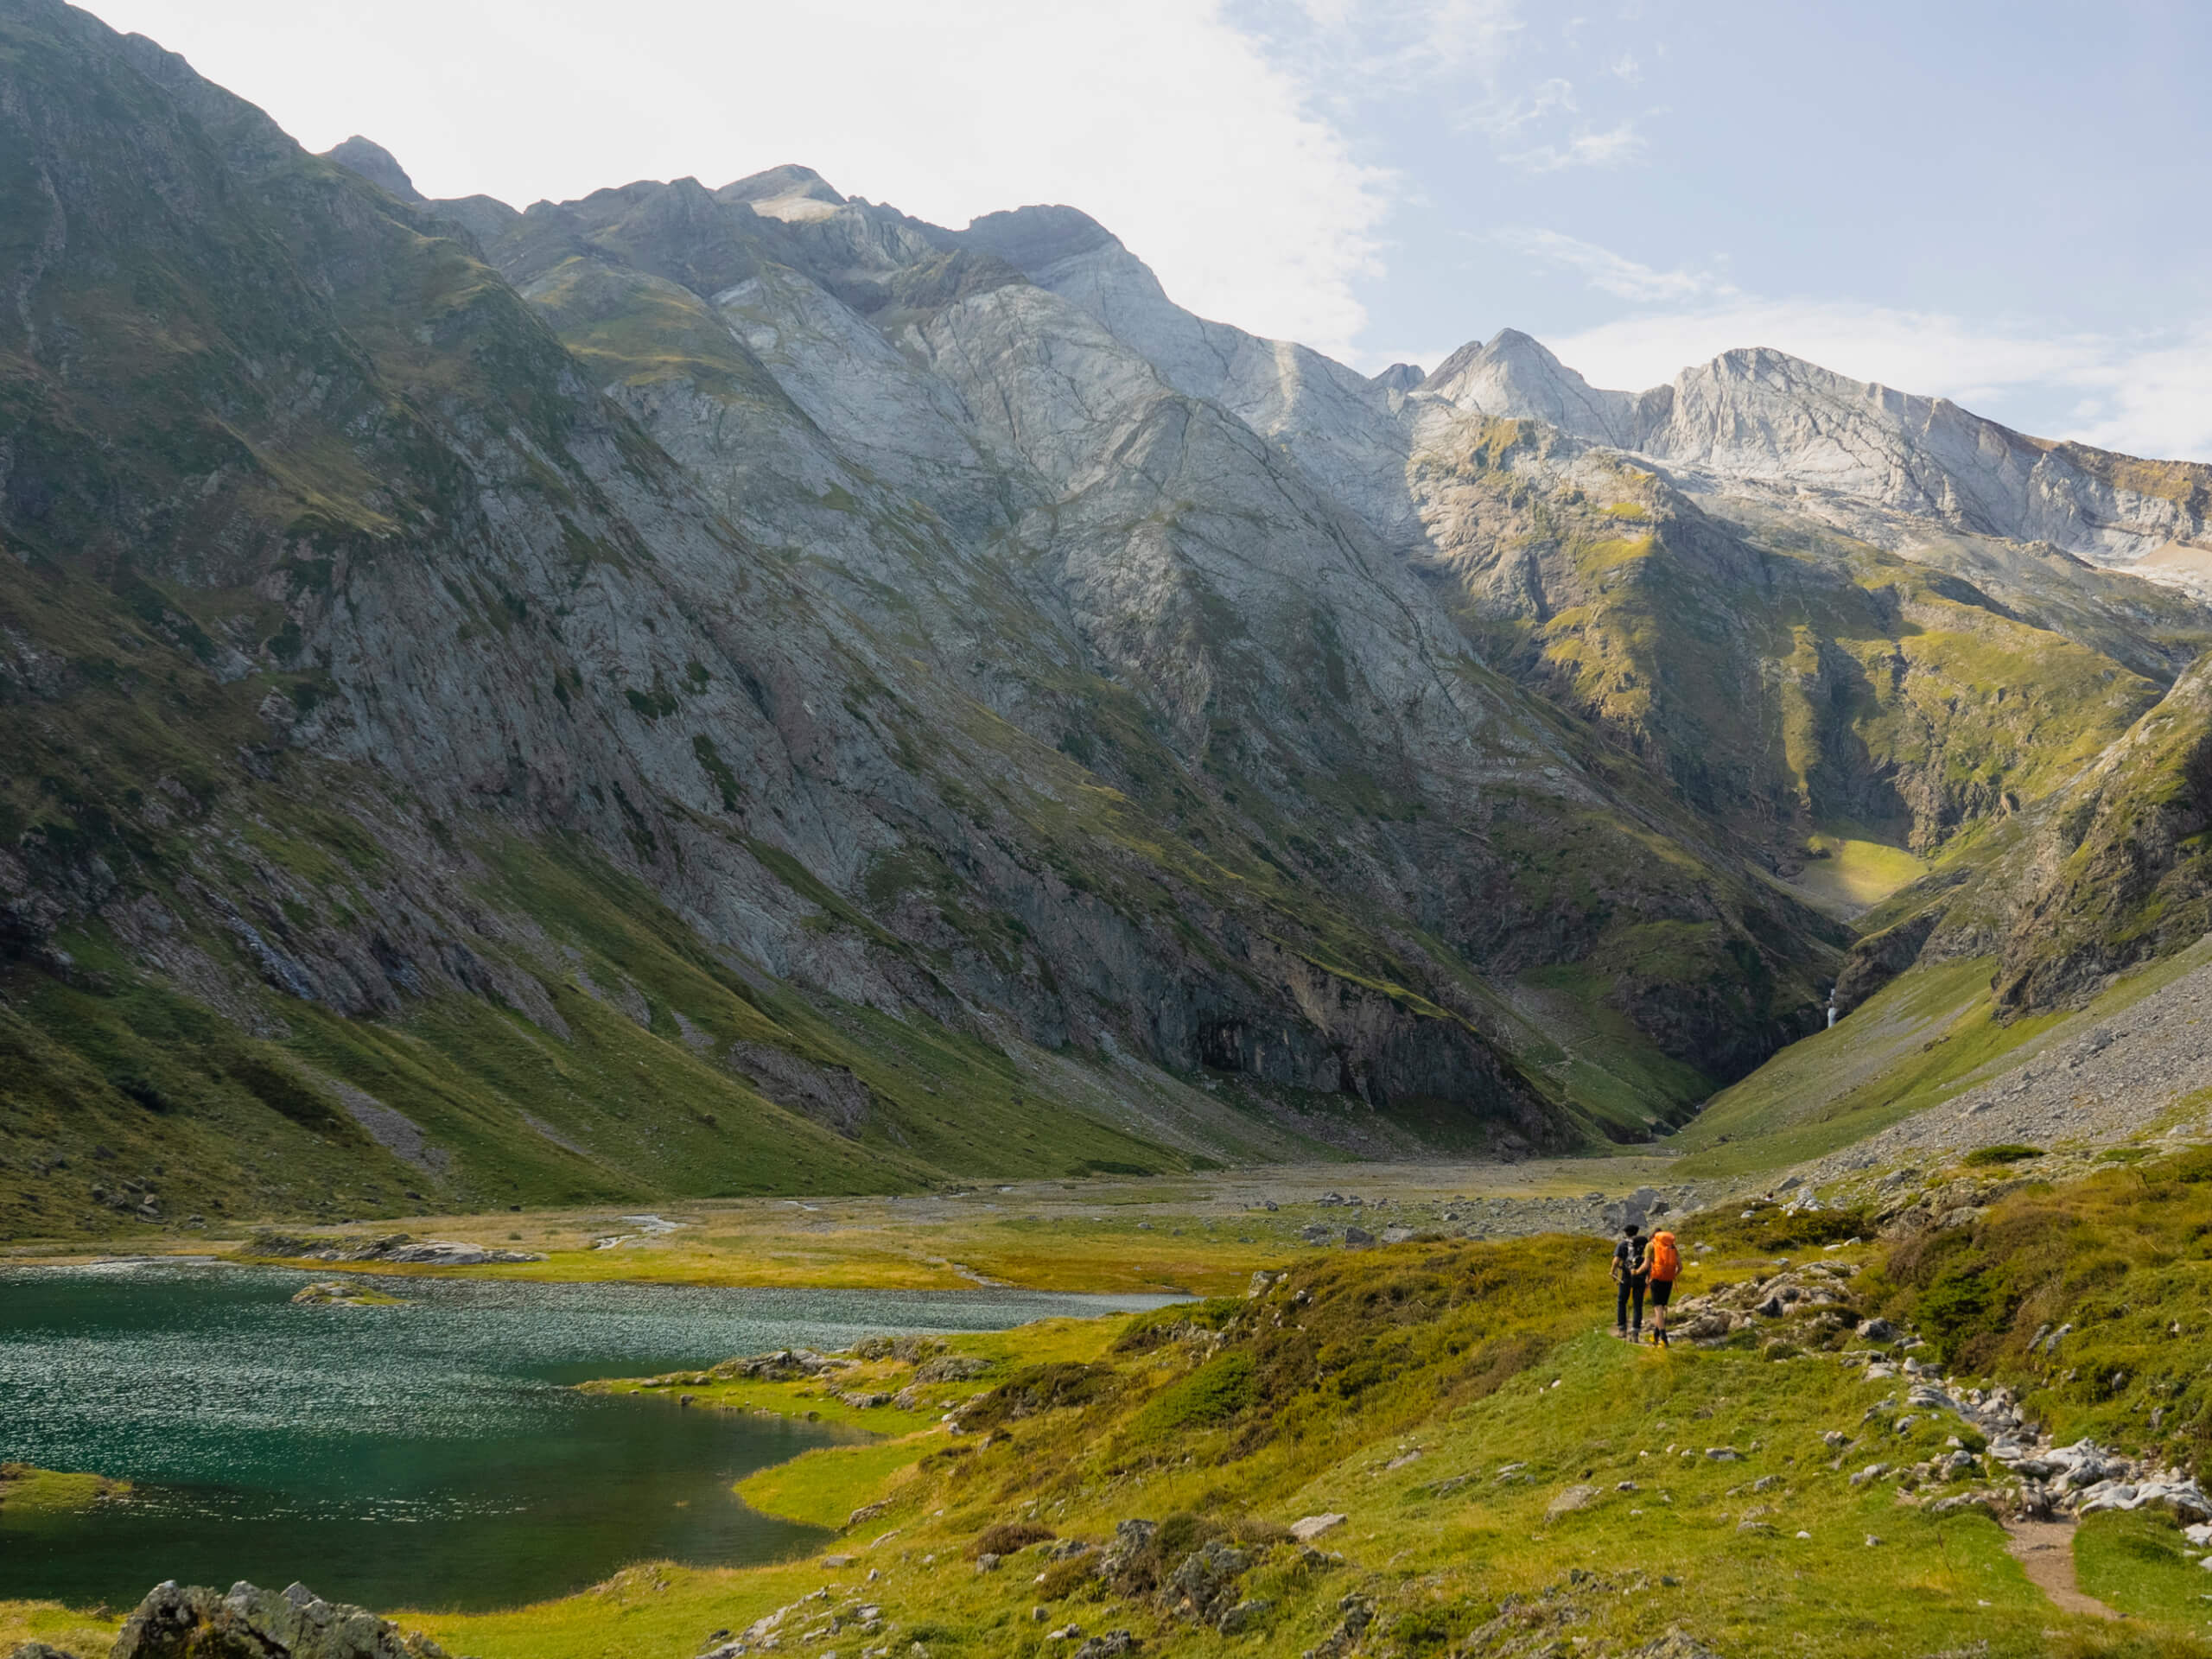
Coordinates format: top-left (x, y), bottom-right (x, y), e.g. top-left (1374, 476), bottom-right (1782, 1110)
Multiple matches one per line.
top-left (0, 1260), bottom-right (1176, 1613)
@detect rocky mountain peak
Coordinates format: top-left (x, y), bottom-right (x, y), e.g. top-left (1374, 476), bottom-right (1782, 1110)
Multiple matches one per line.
top-left (961, 204), bottom-right (1123, 276)
top-left (717, 163), bottom-right (848, 222)
top-left (718, 162), bottom-right (845, 205)
top-left (321, 135), bottom-right (423, 202)
top-left (1421, 328), bottom-right (1641, 447)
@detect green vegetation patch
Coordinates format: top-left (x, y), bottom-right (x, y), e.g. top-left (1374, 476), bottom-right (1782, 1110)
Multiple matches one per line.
top-left (734, 1436), bottom-right (934, 1531)
top-left (1963, 1144), bottom-right (2046, 1167)
top-left (0, 1465), bottom-right (130, 1514)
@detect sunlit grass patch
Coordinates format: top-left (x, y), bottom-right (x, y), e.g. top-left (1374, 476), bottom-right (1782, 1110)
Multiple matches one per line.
top-left (1786, 828), bottom-right (1931, 917)
top-left (734, 1434), bottom-right (938, 1530)
top-left (0, 1465), bottom-right (130, 1514)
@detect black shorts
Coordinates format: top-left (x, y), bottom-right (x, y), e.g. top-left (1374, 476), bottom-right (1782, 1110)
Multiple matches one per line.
top-left (1647, 1278), bottom-right (1674, 1306)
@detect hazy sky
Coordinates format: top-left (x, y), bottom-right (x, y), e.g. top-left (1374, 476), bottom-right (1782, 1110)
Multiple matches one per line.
top-left (85, 0), bottom-right (2212, 460)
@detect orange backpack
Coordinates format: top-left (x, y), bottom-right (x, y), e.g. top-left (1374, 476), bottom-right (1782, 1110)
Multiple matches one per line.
top-left (1646, 1231), bottom-right (1681, 1282)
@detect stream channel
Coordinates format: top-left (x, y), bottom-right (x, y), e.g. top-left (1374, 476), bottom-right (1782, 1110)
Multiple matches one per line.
top-left (0, 1260), bottom-right (1177, 1613)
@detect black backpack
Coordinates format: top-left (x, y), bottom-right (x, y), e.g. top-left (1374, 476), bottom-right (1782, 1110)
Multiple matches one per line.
top-left (1614, 1236), bottom-right (1645, 1281)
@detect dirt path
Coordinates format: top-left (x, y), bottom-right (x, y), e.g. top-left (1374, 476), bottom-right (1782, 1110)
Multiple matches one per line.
top-left (2003, 1519), bottom-right (2120, 1620)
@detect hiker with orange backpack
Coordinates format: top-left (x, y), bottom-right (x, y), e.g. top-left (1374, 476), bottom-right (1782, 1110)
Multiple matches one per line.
top-left (1640, 1229), bottom-right (1681, 1345)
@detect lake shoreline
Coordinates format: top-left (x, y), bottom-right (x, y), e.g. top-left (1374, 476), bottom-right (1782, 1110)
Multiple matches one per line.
top-left (0, 1262), bottom-right (1173, 1620)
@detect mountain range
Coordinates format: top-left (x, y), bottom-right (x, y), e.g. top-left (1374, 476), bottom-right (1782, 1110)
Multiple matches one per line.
top-left (3, 0), bottom-right (2209, 1234)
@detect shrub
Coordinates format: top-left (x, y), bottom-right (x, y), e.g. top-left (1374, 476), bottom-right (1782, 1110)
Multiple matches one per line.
top-left (1707, 1204), bottom-right (1877, 1255)
top-left (1036, 1554), bottom-right (1099, 1600)
top-left (1114, 1299), bottom-right (1243, 1355)
top-left (969, 1521), bottom-right (1054, 1559)
top-left (1126, 1353), bottom-right (1255, 1442)
top-left (1964, 1144), bottom-right (2045, 1166)
top-left (959, 1363), bottom-right (1122, 1432)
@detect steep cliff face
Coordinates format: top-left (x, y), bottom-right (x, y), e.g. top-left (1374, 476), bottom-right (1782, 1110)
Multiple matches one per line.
top-left (1989, 656), bottom-right (2212, 1011)
top-left (0, 0), bottom-right (1849, 1238)
top-left (461, 165), bottom-right (1845, 1114)
top-left (8, 0), bottom-right (2211, 1236)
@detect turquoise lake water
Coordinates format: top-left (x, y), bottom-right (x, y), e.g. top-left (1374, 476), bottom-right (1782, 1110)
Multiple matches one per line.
top-left (0, 1261), bottom-right (1174, 1613)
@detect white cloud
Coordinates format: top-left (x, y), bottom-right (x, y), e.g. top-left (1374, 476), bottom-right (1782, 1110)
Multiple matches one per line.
top-left (1491, 229), bottom-right (1718, 302)
top-left (1277, 0), bottom-right (1525, 90)
top-left (2062, 326), bottom-right (2212, 462)
top-left (1504, 121), bottom-right (1647, 172)
top-left (81, 0), bottom-right (1389, 358)
top-left (1247, 2), bottom-right (1639, 170)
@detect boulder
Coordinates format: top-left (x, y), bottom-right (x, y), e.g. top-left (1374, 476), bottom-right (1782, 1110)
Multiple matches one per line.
top-left (912, 1354), bottom-right (991, 1385)
top-left (111, 1581), bottom-right (448, 1659)
top-left (1097, 1520), bottom-right (1157, 1582)
top-left (1161, 1541), bottom-right (1249, 1623)
top-left (1069, 1634), bottom-right (1138, 1659)
top-left (1343, 1226), bottom-right (1376, 1247)
top-left (1628, 1632), bottom-right (1723, 1659)
top-left (1546, 1484), bottom-right (1599, 1519)
top-left (1289, 1513), bottom-right (1346, 1541)
top-left (1217, 1599), bottom-right (1272, 1635)
top-left (715, 1348), bottom-right (852, 1382)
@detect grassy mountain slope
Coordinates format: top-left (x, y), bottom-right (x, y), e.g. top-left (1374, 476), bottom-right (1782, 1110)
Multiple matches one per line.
top-left (1409, 423), bottom-right (2196, 866)
top-left (1991, 652), bottom-right (2212, 1012)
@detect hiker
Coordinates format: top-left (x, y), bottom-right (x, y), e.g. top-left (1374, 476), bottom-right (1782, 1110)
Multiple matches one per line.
top-left (1611, 1223), bottom-right (1646, 1340)
top-left (1642, 1228), bottom-right (1681, 1346)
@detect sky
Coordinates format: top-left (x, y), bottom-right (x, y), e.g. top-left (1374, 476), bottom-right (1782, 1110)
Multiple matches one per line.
top-left (83, 0), bottom-right (2212, 461)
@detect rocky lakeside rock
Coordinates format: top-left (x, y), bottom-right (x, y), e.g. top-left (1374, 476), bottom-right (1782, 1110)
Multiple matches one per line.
top-left (23, 1580), bottom-right (465, 1659)
top-left (289, 1282), bottom-right (408, 1307)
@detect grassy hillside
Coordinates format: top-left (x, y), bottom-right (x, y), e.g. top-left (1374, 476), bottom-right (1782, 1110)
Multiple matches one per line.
top-left (1416, 435), bottom-right (2187, 865)
top-left (2, 827), bottom-right (1298, 1239)
top-left (1667, 931), bottom-right (2212, 1183)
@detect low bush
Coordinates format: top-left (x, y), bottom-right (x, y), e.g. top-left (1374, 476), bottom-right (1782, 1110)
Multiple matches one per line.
top-left (1962, 1144), bottom-right (2044, 1166)
top-left (969, 1521), bottom-right (1054, 1559)
top-left (959, 1362), bottom-right (1122, 1431)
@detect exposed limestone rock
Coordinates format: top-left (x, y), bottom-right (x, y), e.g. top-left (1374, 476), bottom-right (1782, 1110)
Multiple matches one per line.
top-left (111, 1580), bottom-right (449, 1659)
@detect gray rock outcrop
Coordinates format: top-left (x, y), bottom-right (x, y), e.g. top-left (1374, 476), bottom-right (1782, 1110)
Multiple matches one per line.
top-left (111, 1580), bottom-right (449, 1659)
